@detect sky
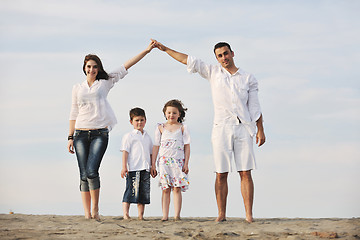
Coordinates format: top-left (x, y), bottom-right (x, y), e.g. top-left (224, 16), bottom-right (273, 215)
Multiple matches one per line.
top-left (0, 0), bottom-right (359, 219)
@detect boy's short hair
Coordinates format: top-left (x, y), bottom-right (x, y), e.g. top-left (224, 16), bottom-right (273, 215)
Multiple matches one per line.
top-left (129, 107), bottom-right (146, 120)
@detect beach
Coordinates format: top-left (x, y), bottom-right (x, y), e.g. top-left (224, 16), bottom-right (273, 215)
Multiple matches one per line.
top-left (0, 214), bottom-right (359, 239)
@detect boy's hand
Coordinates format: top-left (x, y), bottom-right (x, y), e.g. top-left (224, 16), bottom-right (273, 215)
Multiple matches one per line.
top-left (182, 165), bottom-right (189, 174)
top-left (150, 167), bottom-right (157, 178)
top-left (121, 168), bottom-right (128, 178)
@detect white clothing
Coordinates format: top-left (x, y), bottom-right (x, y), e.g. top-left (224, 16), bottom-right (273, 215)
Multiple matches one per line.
top-left (154, 124), bottom-right (190, 192)
top-left (120, 129), bottom-right (153, 172)
top-left (69, 66), bottom-right (128, 131)
top-left (187, 56), bottom-right (261, 136)
top-left (212, 124), bottom-right (256, 173)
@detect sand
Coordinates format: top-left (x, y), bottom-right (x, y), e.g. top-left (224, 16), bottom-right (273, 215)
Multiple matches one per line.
top-left (0, 214), bottom-right (359, 239)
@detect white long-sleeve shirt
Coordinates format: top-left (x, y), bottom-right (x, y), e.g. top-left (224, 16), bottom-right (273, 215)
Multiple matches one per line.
top-left (69, 65), bottom-right (128, 130)
top-left (187, 56), bottom-right (262, 136)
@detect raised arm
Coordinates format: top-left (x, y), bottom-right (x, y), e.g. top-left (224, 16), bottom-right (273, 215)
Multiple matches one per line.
top-left (123, 40), bottom-right (156, 70)
top-left (152, 39), bottom-right (188, 65)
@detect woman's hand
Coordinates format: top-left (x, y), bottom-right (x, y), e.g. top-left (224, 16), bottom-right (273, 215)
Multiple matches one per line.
top-left (68, 140), bottom-right (75, 154)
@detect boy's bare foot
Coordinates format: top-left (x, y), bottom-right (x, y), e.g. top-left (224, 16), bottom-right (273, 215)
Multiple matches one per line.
top-left (246, 217), bottom-right (254, 223)
top-left (123, 214), bottom-right (131, 220)
top-left (161, 218), bottom-right (168, 222)
top-left (92, 212), bottom-right (101, 221)
top-left (174, 216), bottom-right (181, 221)
top-left (138, 216), bottom-right (144, 221)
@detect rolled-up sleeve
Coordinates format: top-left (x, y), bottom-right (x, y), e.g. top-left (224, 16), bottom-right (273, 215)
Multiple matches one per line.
top-left (186, 56), bottom-right (212, 80)
top-left (248, 74), bottom-right (262, 122)
top-left (69, 85), bottom-right (79, 120)
top-left (106, 65), bottom-right (128, 89)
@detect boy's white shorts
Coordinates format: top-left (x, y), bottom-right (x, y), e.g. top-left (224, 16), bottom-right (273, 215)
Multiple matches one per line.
top-left (211, 124), bottom-right (256, 173)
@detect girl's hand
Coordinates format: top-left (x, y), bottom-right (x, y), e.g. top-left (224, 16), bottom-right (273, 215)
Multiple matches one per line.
top-left (182, 165), bottom-right (189, 174)
top-left (150, 167), bottom-right (157, 178)
top-left (121, 168), bottom-right (128, 178)
top-left (68, 140), bottom-right (74, 154)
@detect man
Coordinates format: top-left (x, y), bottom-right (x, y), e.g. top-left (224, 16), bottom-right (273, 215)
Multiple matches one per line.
top-left (153, 40), bottom-right (265, 222)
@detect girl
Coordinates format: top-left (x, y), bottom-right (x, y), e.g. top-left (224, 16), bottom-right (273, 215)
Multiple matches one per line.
top-left (151, 99), bottom-right (190, 221)
top-left (67, 40), bottom-right (156, 220)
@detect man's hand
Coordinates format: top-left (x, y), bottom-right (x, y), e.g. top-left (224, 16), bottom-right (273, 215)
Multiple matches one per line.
top-left (152, 39), bottom-right (167, 51)
top-left (256, 129), bottom-right (265, 147)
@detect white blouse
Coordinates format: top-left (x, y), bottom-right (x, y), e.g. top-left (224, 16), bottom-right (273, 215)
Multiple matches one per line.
top-left (69, 65), bottom-right (128, 131)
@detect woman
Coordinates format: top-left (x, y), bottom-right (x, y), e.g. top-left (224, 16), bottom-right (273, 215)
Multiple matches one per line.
top-left (67, 40), bottom-right (155, 220)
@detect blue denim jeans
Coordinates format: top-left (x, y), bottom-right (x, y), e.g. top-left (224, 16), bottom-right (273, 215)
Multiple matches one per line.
top-left (74, 128), bottom-right (109, 192)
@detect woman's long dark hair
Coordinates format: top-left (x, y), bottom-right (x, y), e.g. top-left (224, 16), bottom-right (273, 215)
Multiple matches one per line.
top-left (83, 54), bottom-right (109, 80)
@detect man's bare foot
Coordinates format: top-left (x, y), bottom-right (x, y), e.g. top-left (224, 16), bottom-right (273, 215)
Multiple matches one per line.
top-left (215, 216), bottom-right (227, 222)
top-left (174, 216), bottom-right (181, 221)
top-left (123, 214), bottom-right (131, 220)
top-left (245, 217), bottom-right (254, 223)
top-left (138, 216), bottom-right (144, 221)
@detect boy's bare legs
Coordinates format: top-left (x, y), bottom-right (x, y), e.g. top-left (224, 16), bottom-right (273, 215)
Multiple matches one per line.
top-left (81, 191), bottom-right (91, 219)
top-left (239, 170), bottom-right (254, 223)
top-left (122, 202), bottom-right (131, 219)
top-left (161, 188), bottom-right (171, 221)
top-left (173, 187), bottom-right (182, 220)
top-left (137, 204), bottom-right (145, 220)
top-left (215, 172), bottom-right (228, 222)
top-left (90, 188), bottom-right (100, 220)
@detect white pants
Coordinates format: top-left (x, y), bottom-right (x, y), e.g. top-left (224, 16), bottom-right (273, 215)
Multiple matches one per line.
top-left (211, 124), bottom-right (256, 173)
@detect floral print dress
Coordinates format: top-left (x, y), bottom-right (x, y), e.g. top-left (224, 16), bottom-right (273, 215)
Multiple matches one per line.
top-left (154, 123), bottom-right (190, 192)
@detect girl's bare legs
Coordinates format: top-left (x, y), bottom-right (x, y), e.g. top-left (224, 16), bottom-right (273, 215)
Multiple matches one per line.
top-left (90, 188), bottom-right (100, 220)
top-left (161, 188), bottom-right (171, 221)
top-left (173, 187), bottom-right (182, 220)
top-left (81, 191), bottom-right (91, 219)
top-left (122, 202), bottom-right (131, 219)
top-left (137, 204), bottom-right (145, 220)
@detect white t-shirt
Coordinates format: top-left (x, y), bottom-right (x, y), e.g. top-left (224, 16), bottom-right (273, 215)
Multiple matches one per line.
top-left (120, 129), bottom-right (153, 172)
top-left (69, 65), bottom-right (128, 131)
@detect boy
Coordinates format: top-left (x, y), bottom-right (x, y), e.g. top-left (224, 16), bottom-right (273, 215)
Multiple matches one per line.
top-left (120, 107), bottom-right (153, 220)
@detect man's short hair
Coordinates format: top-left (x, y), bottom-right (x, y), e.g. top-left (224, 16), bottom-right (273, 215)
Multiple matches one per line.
top-left (214, 42), bottom-right (233, 54)
top-left (129, 107), bottom-right (146, 120)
